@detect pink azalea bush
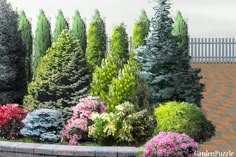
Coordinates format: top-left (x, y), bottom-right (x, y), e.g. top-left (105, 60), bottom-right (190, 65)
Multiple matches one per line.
top-left (61, 96), bottom-right (106, 145)
top-left (142, 132), bottom-right (199, 157)
top-left (0, 104), bottom-right (27, 139)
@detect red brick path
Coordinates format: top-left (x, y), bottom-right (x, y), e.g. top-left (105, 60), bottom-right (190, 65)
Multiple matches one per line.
top-left (192, 64), bottom-right (236, 153)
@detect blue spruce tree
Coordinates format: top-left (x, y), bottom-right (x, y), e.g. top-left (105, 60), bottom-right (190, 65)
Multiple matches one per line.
top-left (135, 0), bottom-right (204, 107)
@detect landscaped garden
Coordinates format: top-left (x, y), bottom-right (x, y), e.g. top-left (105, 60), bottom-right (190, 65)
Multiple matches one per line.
top-left (0, 0), bottom-right (217, 156)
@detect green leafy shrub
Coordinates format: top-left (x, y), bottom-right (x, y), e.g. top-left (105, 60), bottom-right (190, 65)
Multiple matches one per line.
top-left (21, 109), bottom-right (64, 143)
top-left (154, 101), bottom-right (215, 143)
top-left (24, 30), bottom-right (91, 119)
top-left (89, 102), bottom-right (154, 146)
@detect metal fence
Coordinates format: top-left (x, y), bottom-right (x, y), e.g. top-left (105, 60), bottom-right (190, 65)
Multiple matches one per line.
top-left (190, 38), bottom-right (236, 64)
top-left (107, 37), bottom-right (236, 64)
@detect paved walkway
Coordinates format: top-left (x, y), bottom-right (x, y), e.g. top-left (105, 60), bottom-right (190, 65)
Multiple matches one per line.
top-left (192, 64), bottom-right (236, 153)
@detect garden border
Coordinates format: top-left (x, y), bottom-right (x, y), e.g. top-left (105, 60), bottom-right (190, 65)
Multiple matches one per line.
top-left (0, 141), bottom-right (137, 157)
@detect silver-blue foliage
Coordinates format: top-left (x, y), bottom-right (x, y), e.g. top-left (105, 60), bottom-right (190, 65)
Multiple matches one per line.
top-left (21, 109), bottom-right (64, 142)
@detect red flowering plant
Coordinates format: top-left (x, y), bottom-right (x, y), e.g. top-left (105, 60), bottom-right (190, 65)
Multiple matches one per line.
top-left (61, 96), bottom-right (106, 145)
top-left (0, 104), bottom-right (27, 139)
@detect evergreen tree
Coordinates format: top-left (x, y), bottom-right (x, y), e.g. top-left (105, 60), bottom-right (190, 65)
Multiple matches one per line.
top-left (90, 53), bottom-right (119, 104)
top-left (18, 11), bottom-right (33, 83)
top-left (110, 23), bottom-right (129, 67)
top-left (132, 10), bottom-right (150, 49)
top-left (24, 30), bottom-right (91, 118)
top-left (86, 10), bottom-right (106, 71)
top-left (53, 10), bottom-right (69, 42)
top-left (107, 52), bottom-right (141, 111)
top-left (90, 23), bottom-right (129, 105)
top-left (33, 10), bottom-right (51, 75)
top-left (135, 0), bottom-right (204, 107)
top-left (71, 10), bottom-right (87, 53)
top-left (172, 11), bottom-right (189, 49)
top-left (0, 0), bottom-right (27, 104)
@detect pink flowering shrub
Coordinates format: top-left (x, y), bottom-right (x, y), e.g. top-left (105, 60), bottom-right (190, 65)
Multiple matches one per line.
top-left (0, 104), bottom-right (27, 139)
top-left (61, 96), bottom-right (106, 145)
top-left (142, 132), bottom-right (199, 157)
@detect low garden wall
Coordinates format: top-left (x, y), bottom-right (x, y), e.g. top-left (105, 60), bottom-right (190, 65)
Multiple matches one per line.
top-left (0, 141), bottom-right (137, 157)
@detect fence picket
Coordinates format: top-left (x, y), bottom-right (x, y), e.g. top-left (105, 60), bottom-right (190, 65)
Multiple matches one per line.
top-left (106, 37), bottom-right (236, 64)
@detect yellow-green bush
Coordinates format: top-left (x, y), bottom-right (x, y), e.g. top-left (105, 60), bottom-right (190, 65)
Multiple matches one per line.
top-left (154, 101), bottom-right (215, 143)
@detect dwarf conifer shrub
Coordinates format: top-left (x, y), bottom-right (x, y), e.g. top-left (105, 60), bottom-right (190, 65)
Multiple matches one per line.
top-left (21, 109), bottom-right (64, 142)
top-left (154, 101), bottom-right (215, 143)
top-left (24, 30), bottom-right (91, 119)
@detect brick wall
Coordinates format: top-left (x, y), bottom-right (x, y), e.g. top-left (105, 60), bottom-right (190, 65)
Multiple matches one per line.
top-left (0, 141), bottom-right (137, 157)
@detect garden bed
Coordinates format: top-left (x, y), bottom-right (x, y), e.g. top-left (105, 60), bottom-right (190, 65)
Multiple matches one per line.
top-left (0, 141), bottom-right (137, 157)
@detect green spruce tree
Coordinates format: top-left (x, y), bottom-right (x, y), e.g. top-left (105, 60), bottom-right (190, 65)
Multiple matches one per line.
top-left (18, 11), bottom-right (33, 83)
top-left (71, 10), bottom-right (87, 53)
top-left (132, 10), bottom-right (150, 49)
top-left (24, 30), bottom-right (91, 118)
top-left (0, 0), bottom-right (27, 104)
top-left (86, 10), bottom-right (106, 71)
top-left (135, 0), bottom-right (204, 107)
top-left (33, 10), bottom-right (51, 75)
top-left (53, 10), bottom-right (69, 42)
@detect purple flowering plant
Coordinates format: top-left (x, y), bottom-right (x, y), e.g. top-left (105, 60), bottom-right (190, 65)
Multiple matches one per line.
top-left (142, 132), bottom-right (200, 157)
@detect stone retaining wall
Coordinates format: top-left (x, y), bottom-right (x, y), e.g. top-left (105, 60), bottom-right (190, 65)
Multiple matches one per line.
top-left (0, 141), bottom-right (137, 157)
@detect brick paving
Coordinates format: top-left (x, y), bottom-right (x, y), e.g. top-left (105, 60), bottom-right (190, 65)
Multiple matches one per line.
top-left (192, 64), bottom-right (236, 153)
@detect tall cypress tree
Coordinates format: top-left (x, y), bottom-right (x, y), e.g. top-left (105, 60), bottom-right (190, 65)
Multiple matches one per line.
top-left (132, 10), bottom-right (150, 49)
top-left (86, 9), bottom-right (106, 71)
top-left (71, 10), bottom-right (87, 53)
top-left (172, 11), bottom-right (189, 50)
top-left (18, 11), bottom-right (33, 83)
top-left (53, 10), bottom-right (69, 42)
top-left (0, 0), bottom-right (27, 104)
top-left (33, 10), bottom-right (51, 76)
top-left (135, 0), bottom-right (204, 107)
top-left (110, 23), bottom-right (129, 68)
